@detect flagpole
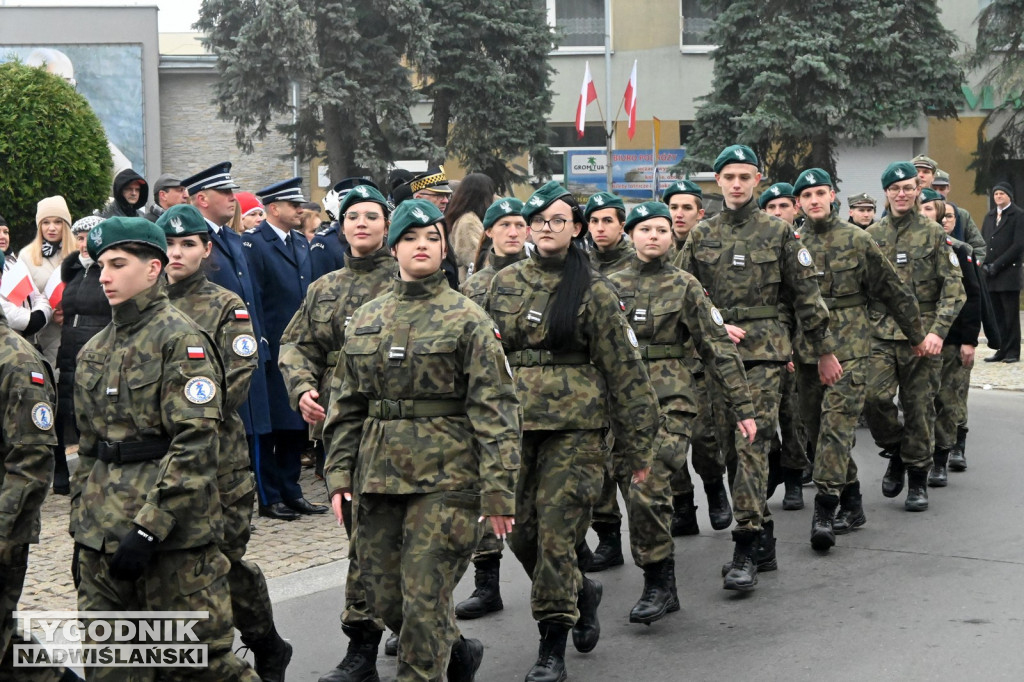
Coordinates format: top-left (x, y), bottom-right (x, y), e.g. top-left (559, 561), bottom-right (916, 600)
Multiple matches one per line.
top-left (603, 0), bottom-right (613, 194)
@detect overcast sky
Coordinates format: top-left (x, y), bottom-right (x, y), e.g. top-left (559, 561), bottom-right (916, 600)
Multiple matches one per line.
top-left (4, 1), bottom-right (202, 32)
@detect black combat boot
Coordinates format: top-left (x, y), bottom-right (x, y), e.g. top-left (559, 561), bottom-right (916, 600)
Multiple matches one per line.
top-left (720, 519), bottom-right (776, 576)
top-left (810, 493), bottom-right (840, 551)
top-left (881, 450), bottom-right (905, 498)
top-left (241, 624), bottom-right (292, 682)
top-left (576, 540), bottom-right (594, 573)
top-left (833, 481), bottom-right (866, 535)
top-left (629, 558), bottom-right (680, 624)
top-left (782, 468), bottom-right (804, 510)
top-left (704, 478), bottom-right (733, 530)
top-left (766, 445), bottom-right (783, 498)
top-left (447, 636), bottom-right (484, 682)
top-left (948, 426), bottom-right (967, 472)
top-left (571, 576), bottom-right (602, 652)
top-left (525, 622), bottom-right (569, 682)
top-left (587, 522), bottom-right (623, 572)
top-left (670, 492), bottom-right (699, 536)
top-left (455, 557), bottom-right (503, 619)
top-left (905, 468), bottom-right (929, 511)
top-left (722, 529), bottom-right (759, 592)
top-left (877, 442), bottom-right (900, 459)
top-left (384, 632), bottom-right (398, 656)
top-left (928, 447), bottom-right (949, 487)
top-left (318, 626), bottom-right (382, 682)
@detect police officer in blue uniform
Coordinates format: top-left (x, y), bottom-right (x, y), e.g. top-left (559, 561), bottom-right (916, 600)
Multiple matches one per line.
top-left (244, 177), bottom-right (327, 518)
top-left (310, 177), bottom-right (383, 281)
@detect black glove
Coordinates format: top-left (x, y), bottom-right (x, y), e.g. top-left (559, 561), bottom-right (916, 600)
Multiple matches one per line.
top-left (71, 543), bottom-right (82, 589)
top-left (109, 526), bottom-right (158, 581)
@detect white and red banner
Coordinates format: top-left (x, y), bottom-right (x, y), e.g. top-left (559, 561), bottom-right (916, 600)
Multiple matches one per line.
top-left (44, 267), bottom-right (65, 309)
top-left (1, 259), bottom-right (36, 307)
top-left (624, 60), bottom-right (638, 140)
top-left (576, 61), bottom-right (598, 139)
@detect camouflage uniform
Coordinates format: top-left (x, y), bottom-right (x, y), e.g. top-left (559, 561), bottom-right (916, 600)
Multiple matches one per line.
top-left (323, 269), bottom-right (521, 682)
top-left (794, 214), bottom-right (924, 498)
top-left (588, 236), bottom-right (635, 275)
top-left (71, 280), bottom-right (257, 682)
top-left (669, 364), bottom-right (731, 498)
top-left (486, 250), bottom-right (658, 626)
top-left (865, 210), bottom-right (965, 471)
top-left (957, 207), bottom-right (987, 264)
top-left (675, 200), bottom-right (835, 535)
top-left (0, 312), bottom-right (65, 680)
top-left (166, 270), bottom-right (276, 646)
top-left (608, 255), bottom-right (753, 565)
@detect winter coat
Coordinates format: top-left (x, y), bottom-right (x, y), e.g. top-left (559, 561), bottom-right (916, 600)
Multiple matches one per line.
top-left (101, 168), bottom-right (149, 218)
top-left (56, 252), bottom-right (111, 377)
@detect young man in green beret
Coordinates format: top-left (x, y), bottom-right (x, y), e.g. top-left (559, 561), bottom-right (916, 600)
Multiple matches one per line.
top-left (662, 180), bottom-right (705, 251)
top-left (864, 162), bottom-right (965, 511)
top-left (759, 182), bottom-right (799, 226)
top-left (676, 145), bottom-right (839, 590)
top-left (585, 192), bottom-right (635, 276)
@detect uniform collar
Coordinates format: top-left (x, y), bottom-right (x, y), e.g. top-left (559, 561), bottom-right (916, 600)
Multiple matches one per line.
top-left (807, 212), bottom-right (841, 234)
top-left (721, 198), bottom-right (758, 226)
top-left (489, 249), bottom-right (526, 272)
top-left (633, 253), bottom-right (667, 273)
top-left (165, 268), bottom-right (208, 299)
top-left (112, 278), bottom-right (167, 329)
top-left (530, 247), bottom-right (569, 271)
top-left (593, 235), bottom-right (633, 263)
top-left (344, 246), bottom-right (393, 272)
top-left (392, 268), bottom-right (447, 300)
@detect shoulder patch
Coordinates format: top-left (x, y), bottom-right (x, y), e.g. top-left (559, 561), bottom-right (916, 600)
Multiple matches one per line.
top-left (233, 308), bottom-right (250, 320)
top-left (30, 371), bottom-right (45, 386)
top-left (946, 237), bottom-right (953, 245)
top-left (626, 326), bottom-right (639, 348)
top-left (493, 327), bottom-right (502, 340)
top-left (949, 251), bottom-right (959, 268)
top-left (187, 346), bottom-right (206, 360)
top-left (232, 334), bottom-right (257, 357)
top-left (31, 402), bottom-right (54, 430)
top-left (711, 307), bottom-right (724, 326)
top-left (619, 300), bottom-right (627, 312)
top-left (185, 377), bottom-right (217, 404)
top-left (797, 248), bottom-right (813, 267)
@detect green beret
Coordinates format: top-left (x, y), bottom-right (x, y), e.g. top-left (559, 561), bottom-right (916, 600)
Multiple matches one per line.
top-left (483, 197), bottom-right (525, 229)
top-left (661, 180), bottom-right (702, 203)
top-left (792, 168), bottom-right (832, 197)
top-left (156, 204), bottom-right (208, 237)
top-left (758, 182), bottom-right (795, 209)
top-left (933, 169), bottom-right (950, 186)
top-left (387, 199), bottom-right (444, 248)
top-left (624, 202), bottom-right (671, 233)
top-left (583, 192), bottom-right (625, 222)
top-left (522, 181), bottom-right (572, 223)
top-left (919, 188), bottom-right (943, 203)
top-left (338, 184), bottom-right (390, 217)
top-left (911, 155), bottom-right (937, 172)
top-left (847, 193), bottom-right (876, 208)
top-left (881, 162), bottom-right (918, 189)
top-left (88, 216), bottom-right (167, 260)
top-left (713, 144), bottom-right (759, 173)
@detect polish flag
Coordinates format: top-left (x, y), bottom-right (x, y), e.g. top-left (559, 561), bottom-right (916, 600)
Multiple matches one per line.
top-left (44, 267), bottom-right (65, 309)
top-left (576, 61), bottom-right (598, 139)
top-left (0, 259), bottom-right (36, 307)
top-left (624, 60), bottom-right (638, 140)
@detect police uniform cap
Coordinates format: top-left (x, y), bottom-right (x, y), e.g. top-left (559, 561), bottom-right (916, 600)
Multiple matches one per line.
top-left (180, 162), bottom-right (239, 195)
top-left (792, 169), bottom-right (832, 197)
top-left (757, 182), bottom-right (795, 209)
top-left (847, 193), bottom-right (877, 208)
top-left (584, 192), bottom-right (625, 222)
top-left (624, 201), bottom-right (671, 233)
top-left (483, 197), bottom-right (525, 230)
top-left (87, 216), bottom-right (167, 260)
top-left (881, 162), bottom-right (919, 189)
top-left (911, 155), bottom-right (938, 172)
top-left (387, 199), bottom-right (444, 248)
top-left (338, 185), bottom-right (390, 217)
top-left (919, 188), bottom-right (944, 204)
top-left (157, 204), bottom-right (209, 237)
top-left (257, 177), bottom-right (307, 205)
top-left (409, 165), bottom-right (453, 195)
top-left (661, 179), bottom-right (702, 203)
top-left (932, 170), bottom-right (950, 187)
top-left (714, 144), bottom-right (759, 173)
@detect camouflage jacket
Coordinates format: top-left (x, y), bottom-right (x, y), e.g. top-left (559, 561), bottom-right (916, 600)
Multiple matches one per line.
top-left (675, 199), bottom-right (835, 362)
top-left (867, 210), bottom-right (966, 341)
top-left (167, 269), bottom-right (257, 505)
top-left (793, 214), bottom-right (925, 364)
top-left (279, 247), bottom-right (396, 428)
top-left (589, 236), bottom-right (636, 275)
top-left (461, 249), bottom-right (526, 308)
top-left (958, 206), bottom-right (987, 263)
top-left (323, 270), bottom-right (521, 517)
top-left (0, 313), bottom-right (57, 547)
top-left (608, 254), bottom-right (754, 422)
top-left (486, 249), bottom-right (659, 473)
top-left (71, 280), bottom-right (224, 552)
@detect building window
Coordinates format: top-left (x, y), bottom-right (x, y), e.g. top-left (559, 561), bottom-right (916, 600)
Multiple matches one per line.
top-left (547, 0), bottom-right (605, 50)
top-left (679, 123), bottom-right (694, 146)
top-left (680, 0), bottom-right (715, 47)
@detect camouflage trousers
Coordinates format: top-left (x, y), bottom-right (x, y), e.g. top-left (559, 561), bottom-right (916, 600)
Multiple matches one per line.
top-left (341, 494), bottom-right (386, 633)
top-left (590, 430), bottom-right (621, 527)
top-left (865, 340), bottom-right (941, 470)
top-left (355, 491), bottom-right (480, 682)
top-left (76, 545), bottom-right (258, 682)
top-left (218, 470), bottom-right (274, 642)
top-left (934, 345), bottom-right (972, 449)
top-left (797, 358), bottom-right (866, 498)
top-left (509, 429), bottom-right (607, 627)
top-left (0, 544), bottom-right (66, 681)
top-left (776, 366), bottom-right (809, 470)
top-left (670, 372), bottom-right (728, 496)
top-left (469, 528), bottom-right (504, 564)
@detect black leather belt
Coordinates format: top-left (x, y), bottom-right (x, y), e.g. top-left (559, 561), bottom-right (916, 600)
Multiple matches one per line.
top-left (96, 440), bottom-right (171, 464)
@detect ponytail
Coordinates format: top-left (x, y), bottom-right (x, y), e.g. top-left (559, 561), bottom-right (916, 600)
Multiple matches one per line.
top-left (545, 239), bottom-right (591, 349)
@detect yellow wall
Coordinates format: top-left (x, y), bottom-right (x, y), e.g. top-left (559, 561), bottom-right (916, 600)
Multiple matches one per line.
top-left (614, 0), bottom-right (679, 51)
top-left (928, 116), bottom-right (989, 222)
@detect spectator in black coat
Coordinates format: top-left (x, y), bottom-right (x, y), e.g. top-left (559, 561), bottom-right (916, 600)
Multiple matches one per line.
top-left (981, 182), bottom-right (1024, 362)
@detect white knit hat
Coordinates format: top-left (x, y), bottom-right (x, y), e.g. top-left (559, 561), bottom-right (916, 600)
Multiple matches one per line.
top-left (36, 195), bottom-right (72, 228)
top-left (71, 215), bottom-right (104, 235)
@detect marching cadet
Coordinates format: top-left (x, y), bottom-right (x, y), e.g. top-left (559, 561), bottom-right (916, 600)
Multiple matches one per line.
top-left (662, 180), bottom-right (705, 252)
top-left (486, 181), bottom-right (658, 681)
top-left (847, 194), bottom-right (877, 228)
top-left (455, 197), bottom-right (529, 622)
top-left (758, 182), bottom-right (798, 225)
top-left (789, 169), bottom-right (925, 549)
top-left (310, 177), bottom-right (383, 281)
top-left (609, 201), bottom-right (754, 622)
top-left (585, 192), bottom-right (634, 275)
top-left (675, 145), bottom-right (839, 590)
top-left (865, 162), bottom-right (965, 512)
top-left (277, 185), bottom-right (398, 681)
top-left (322, 199), bottom-right (521, 682)
top-left (157, 205), bottom-right (291, 681)
top-left (70, 217), bottom-right (258, 680)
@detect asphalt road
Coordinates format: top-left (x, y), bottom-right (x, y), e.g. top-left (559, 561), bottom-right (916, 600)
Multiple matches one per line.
top-left (268, 388), bottom-right (1024, 681)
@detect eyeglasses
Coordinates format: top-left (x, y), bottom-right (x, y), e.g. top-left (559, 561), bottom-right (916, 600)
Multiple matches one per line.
top-left (529, 216), bottom-right (569, 232)
top-left (942, 213), bottom-right (956, 222)
top-left (886, 184), bottom-right (918, 196)
top-left (345, 211), bottom-right (383, 222)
